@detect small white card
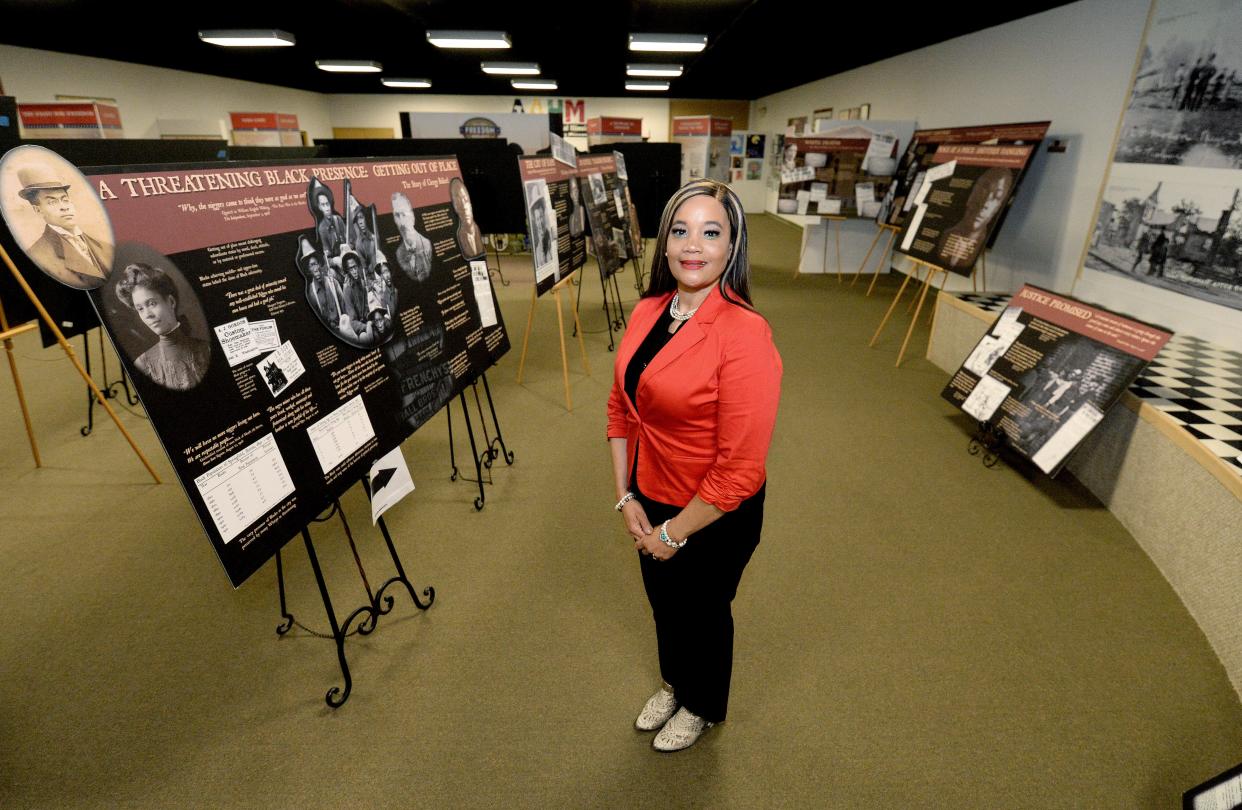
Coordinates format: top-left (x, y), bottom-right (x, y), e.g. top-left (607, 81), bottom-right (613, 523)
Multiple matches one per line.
top-left (257, 341), bottom-right (305, 397)
top-left (471, 260), bottom-right (498, 327)
top-left (369, 446), bottom-right (416, 524)
top-left (249, 319), bottom-right (280, 354)
top-left (214, 317), bottom-right (256, 367)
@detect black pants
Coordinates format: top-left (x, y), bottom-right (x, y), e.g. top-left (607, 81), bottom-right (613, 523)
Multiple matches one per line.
top-left (634, 483), bottom-right (765, 723)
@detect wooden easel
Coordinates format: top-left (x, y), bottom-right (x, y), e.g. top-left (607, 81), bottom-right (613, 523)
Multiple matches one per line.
top-left (0, 292), bottom-right (41, 465)
top-left (869, 255), bottom-right (979, 368)
top-left (857, 223), bottom-right (901, 296)
top-left (0, 244), bottom-right (161, 482)
top-left (794, 214), bottom-right (846, 281)
top-left (515, 273), bottom-right (590, 412)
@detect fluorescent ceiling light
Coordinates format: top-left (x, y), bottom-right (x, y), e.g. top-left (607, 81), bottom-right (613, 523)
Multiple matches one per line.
top-left (427, 30), bottom-right (511, 49)
top-left (316, 60), bottom-right (383, 73)
top-left (628, 33), bottom-right (707, 53)
top-left (626, 81), bottom-right (670, 92)
top-left (482, 62), bottom-right (540, 75)
top-left (626, 64), bottom-right (683, 77)
top-left (382, 78), bottom-right (432, 88)
top-left (199, 29), bottom-right (295, 47)
top-left (511, 79), bottom-right (557, 91)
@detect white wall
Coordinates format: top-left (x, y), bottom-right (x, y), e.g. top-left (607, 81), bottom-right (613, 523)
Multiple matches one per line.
top-left (327, 94), bottom-right (672, 144)
top-left (750, 0), bottom-right (1242, 351)
top-left (0, 44), bottom-right (334, 141)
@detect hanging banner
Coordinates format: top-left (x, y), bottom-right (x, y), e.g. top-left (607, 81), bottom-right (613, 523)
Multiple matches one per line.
top-left (29, 152), bottom-right (511, 587)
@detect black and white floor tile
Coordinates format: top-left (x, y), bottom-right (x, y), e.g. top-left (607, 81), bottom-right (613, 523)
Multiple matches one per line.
top-left (948, 292), bottom-right (1242, 477)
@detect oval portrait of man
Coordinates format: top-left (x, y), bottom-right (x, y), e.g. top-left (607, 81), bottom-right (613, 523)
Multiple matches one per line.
top-left (0, 144), bottom-right (115, 289)
top-left (98, 243), bottom-right (212, 392)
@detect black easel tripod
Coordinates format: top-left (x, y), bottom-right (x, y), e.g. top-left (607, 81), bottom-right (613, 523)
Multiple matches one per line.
top-left (445, 370), bottom-right (514, 510)
top-left (80, 328), bottom-right (139, 436)
top-left (274, 475), bottom-right (434, 708)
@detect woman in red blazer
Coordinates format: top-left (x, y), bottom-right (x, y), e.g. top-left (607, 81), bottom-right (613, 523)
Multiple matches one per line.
top-left (607, 179), bottom-right (782, 752)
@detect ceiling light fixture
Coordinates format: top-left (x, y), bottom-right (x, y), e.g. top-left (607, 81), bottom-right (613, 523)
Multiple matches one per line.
top-left (628, 33), bottom-right (707, 53)
top-left (316, 60), bottom-right (383, 73)
top-left (511, 79), bottom-right (557, 91)
top-left (382, 78), bottom-right (432, 88)
top-left (626, 64), bottom-right (683, 77)
top-left (481, 62), bottom-right (540, 75)
top-left (626, 81), bottom-right (670, 92)
top-left (427, 30), bottom-right (511, 49)
top-left (198, 29), bottom-right (295, 47)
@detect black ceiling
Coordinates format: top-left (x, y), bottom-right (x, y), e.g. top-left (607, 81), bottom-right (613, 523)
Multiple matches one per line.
top-left (0, 0), bottom-right (1075, 101)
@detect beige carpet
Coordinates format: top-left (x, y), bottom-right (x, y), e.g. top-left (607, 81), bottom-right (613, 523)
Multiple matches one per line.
top-left (0, 214), bottom-right (1239, 808)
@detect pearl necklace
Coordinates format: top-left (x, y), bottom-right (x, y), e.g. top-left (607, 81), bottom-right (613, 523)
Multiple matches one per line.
top-left (669, 293), bottom-right (698, 322)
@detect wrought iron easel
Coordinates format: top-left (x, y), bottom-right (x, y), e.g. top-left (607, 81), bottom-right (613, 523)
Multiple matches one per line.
top-left (80, 328), bottom-right (139, 436)
top-left (445, 370), bottom-right (514, 510)
top-left (275, 476), bottom-right (434, 709)
top-left (967, 421), bottom-right (1005, 469)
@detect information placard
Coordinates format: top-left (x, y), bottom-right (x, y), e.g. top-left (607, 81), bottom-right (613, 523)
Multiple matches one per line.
top-left (517, 155), bottom-right (587, 296)
top-left (576, 153), bottom-right (631, 278)
top-left (79, 156), bottom-right (508, 586)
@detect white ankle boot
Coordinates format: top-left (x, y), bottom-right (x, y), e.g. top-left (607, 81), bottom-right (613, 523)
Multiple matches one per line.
top-left (652, 707), bottom-right (713, 752)
top-left (634, 686), bottom-right (678, 731)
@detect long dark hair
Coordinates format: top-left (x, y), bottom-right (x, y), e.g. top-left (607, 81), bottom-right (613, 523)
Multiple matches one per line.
top-left (643, 179), bottom-right (751, 307)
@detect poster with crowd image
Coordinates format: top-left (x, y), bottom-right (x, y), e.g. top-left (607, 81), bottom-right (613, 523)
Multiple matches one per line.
top-left (942, 285), bottom-right (1172, 475)
top-left (896, 143), bottom-right (1035, 275)
top-left (517, 155), bottom-right (586, 296)
top-left (1081, 0), bottom-right (1242, 312)
top-left (877, 121), bottom-right (1050, 231)
top-left (613, 152), bottom-right (643, 260)
top-left (71, 156), bottom-right (506, 587)
top-left (577, 153), bottom-right (631, 278)
top-left (776, 123), bottom-right (910, 218)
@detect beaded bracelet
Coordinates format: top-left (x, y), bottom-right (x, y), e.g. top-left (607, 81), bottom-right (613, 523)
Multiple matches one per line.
top-left (659, 520), bottom-right (688, 549)
top-left (615, 492), bottom-right (636, 511)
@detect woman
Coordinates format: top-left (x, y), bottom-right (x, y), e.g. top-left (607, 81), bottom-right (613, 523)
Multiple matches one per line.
top-left (935, 167), bottom-right (1012, 271)
top-left (606, 179), bottom-right (782, 753)
top-left (115, 262), bottom-right (210, 390)
top-left (449, 177), bottom-right (485, 260)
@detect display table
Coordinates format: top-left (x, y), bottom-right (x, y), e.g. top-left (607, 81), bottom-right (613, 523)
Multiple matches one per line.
top-left (928, 291), bottom-right (1242, 700)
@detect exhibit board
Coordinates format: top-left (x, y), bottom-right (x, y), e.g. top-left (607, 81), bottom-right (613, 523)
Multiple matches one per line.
top-left (576, 153), bottom-right (631, 278)
top-left (612, 152), bottom-right (643, 260)
top-left (776, 121), bottom-right (913, 218)
top-left (69, 155), bottom-right (506, 587)
top-left (517, 154), bottom-right (587, 296)
top-left (941, 284), bottom-right (1171, 475)
top-left (878, 121), bottom-right (1050, 231)
top-left (1079, 0), bottom-right (1242, 316)
top-left (896, 143), bottom-right (1035, 275)
top-left (672, 116), bottom-right (732, 186)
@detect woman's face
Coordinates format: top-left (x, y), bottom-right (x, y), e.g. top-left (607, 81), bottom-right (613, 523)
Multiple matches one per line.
top-left (132, 284), bottom-right (178, 336)
top-left (972, 175), bottom-right (1011, 230)
top-left (317, 193), bottom-right (332, 217)
top-left (783, 143), bottom-right (798, 163)
top-left (665, 195), bottom-right (731, 294)
top-left (354, 207), bottom-right (369, 233)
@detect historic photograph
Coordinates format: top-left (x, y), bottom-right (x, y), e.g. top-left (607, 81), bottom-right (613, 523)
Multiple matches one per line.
top-left (1086, 171), bottom-right (1242, 310)
top-left (1114, 0), bottom-right (1242, 167)
top-left (0, 144), bottom-right (115, 289)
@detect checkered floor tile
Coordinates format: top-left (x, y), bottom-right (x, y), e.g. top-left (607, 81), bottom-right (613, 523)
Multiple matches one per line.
top-left (950, 292), bottom-right (1242, 478)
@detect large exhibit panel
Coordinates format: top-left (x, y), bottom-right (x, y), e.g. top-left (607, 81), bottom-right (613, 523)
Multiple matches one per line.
top-left (72, 155), bottom-right (507, 587)
top-left (576, 153), bottom-right (631, 277)
top-left (587, 142), bottom-right (680, 238)
top-left (775, 121), bottom-right (914, 218)
top-left (1075, 0), bottom-right (1242, 351)
top-left (672, 116), bottom-right (732, 186)
top-left (517, 155), bottom-right (587, 296)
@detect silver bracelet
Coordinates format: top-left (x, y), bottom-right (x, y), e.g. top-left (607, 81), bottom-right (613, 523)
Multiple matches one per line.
top-left (659, 520), bottom-right (688, 549)
top-left (615, 492), bottom-right (636, 512)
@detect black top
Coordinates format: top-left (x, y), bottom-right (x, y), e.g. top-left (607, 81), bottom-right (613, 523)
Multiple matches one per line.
top-left (625, 302), bottom-right (679, 409)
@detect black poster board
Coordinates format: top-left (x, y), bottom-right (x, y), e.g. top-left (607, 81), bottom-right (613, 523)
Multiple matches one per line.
top-left (1184, 760), bottom-right (1242, 809)
top-left (577, 153), bottom-right (630, 278)
top-left (517, 155), bottom-right (587, 296)
top-left (589, 142), bottom-right (679, 238)
top-left (895, 143), bottom-right (1035, 275)
top-left (879, 121), bottom-right (1050, 235)
top-left (82, 156), bottom-right (508, 586)
top-left (942, 285), bottom-right (1171, 475)
top-left (612, 152), bottom-right (643, 259)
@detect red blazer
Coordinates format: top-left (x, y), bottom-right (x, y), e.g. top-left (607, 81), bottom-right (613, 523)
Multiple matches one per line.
top-left (607, 286), bottom-right (782, 511)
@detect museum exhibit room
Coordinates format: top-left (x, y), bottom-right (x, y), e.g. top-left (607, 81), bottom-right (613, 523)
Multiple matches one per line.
top-left (1, 0), bottom-right (1241, 806)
